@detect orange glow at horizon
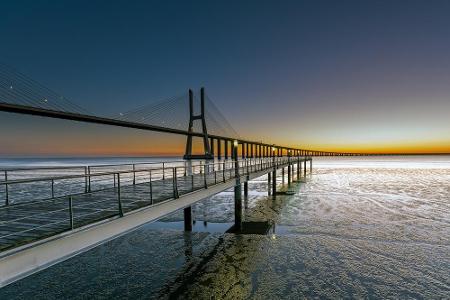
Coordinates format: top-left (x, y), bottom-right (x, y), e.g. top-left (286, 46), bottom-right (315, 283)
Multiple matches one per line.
top-left (0, 113), bottom-right (449, 157)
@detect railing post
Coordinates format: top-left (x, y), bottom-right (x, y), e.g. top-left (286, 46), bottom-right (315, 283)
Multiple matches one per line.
top-left (5, 171), bottom-right (9, 206)
top-left (223, 162), bottom-right (226, 182)
top-left (84, 166), bottom-right (88, 193)
top-left (287, 152), bottom-right (291, 185)
top-left (69, 196), bottom-right (74, 230)
top-left (173, 167), bottom-right (179, 198)
top-left (133, 164), bottom-right (136, 185)
top-left (162, 162), bottom-right (165, 180)
top-left (204, 164), bottom-right (208, 188)
top-left (87, 166), bottom-right (91, 192)
top-left (117, 173), bottom-right (123, 217)
top-left (246, 159), bottom-right (249, 175)
top-left (149, 170), bottom-right (153, 205)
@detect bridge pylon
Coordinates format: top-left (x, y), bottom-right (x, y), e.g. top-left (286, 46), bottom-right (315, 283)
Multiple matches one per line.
top-left (183, 87), bottom-right (213, 160)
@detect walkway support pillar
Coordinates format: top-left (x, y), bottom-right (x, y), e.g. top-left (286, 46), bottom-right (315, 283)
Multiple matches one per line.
top-left (268, 172), bottom-right (271, 195)
top-left (233, 140), bottom-right (242, 230)
top-left (184, 206), bottom-right (192, 231)
top-left (244, 177), bottom-right (248, 197)
top-left (304, 160), bottom-right (307, 177)
top-left (272, 147), bottom-right (277, 197)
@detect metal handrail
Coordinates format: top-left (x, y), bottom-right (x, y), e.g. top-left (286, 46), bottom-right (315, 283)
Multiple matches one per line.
top-left (0, 157), bottom-right (301, 211)
top-left (0, 157), bottom-right (290, 186)
top-left (0, 156), bottom-right (303, 252)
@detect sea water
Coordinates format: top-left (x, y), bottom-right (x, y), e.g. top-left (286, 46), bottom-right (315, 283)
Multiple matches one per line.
top-left (0, 156), bottom-right (449, 299)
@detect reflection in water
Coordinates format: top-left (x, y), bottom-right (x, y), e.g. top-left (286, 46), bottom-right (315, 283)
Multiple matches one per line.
top-left (1, 156), bottom-right (449, 299)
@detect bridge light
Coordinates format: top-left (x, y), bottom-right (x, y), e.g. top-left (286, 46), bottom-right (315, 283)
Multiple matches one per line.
top-left (43, 98), bottom-right (48, 103)
top-left (272, 147), bottom-right (276, 152)
top-left (233, 140), bottom-right (238, 147)
top-left (9, 85), bottom-right (13, 89)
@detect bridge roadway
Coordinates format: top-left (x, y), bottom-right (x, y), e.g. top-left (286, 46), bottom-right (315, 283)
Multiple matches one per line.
top-left (0, 102), bottom-right (365, 158)
top-left (0, 156), bottom-right (311, 287)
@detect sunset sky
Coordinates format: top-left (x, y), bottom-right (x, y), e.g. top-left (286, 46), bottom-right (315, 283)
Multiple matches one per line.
top-left (1, 0), bottom-right (450, 156)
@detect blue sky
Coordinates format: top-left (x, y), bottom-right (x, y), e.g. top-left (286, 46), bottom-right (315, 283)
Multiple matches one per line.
top-left (1, 0), bottom-right (450, 155)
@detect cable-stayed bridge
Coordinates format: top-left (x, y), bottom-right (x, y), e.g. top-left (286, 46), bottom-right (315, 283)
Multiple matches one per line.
top-left (0, 64), bottom-right (364, 287)
top-left (0, 63), bottom-right (362, 157)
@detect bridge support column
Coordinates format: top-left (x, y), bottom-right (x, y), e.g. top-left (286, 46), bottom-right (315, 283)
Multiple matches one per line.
top-left (217, 139), bottom-right (221, 160)
top-left (184, 206), bottom-right (192, 231)
top-left (210, 138), bottom-right (215, 157)
top-left (282, 167), bottom-right (285, 184)
top-left (225, 140), bottom-right (228, 159)
top-left (297, 159), bottom-right (300, 181)
top-left (268, 172), bottom-right (271, 195)
top-left (183, 88), bottom-right (213, 160)
top-left (304, 160), bottom-right (307, 177)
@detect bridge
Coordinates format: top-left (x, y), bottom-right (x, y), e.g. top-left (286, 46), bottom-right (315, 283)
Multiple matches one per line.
top-left (0, 64), bottom-right (365, 286)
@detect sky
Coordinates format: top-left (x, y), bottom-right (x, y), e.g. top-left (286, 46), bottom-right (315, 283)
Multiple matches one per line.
top-left (0, 0), bottom-right (450, 156)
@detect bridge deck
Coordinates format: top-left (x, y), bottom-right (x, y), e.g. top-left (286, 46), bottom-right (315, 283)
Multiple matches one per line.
top-left (0, 157), bottom-right (310, 254)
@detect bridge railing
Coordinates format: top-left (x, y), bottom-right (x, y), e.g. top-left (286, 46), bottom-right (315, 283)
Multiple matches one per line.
top-left (0, 156), bottom-right (306, 252)
top-left (0, 160), bottom-right (202, 182)
top-left (0, 157), bottom-right (301, 206)
top-left (0, 157), bottom-right (300, 208)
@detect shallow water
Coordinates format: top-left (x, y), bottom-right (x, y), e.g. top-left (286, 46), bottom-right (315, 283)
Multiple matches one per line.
top-left (1, 156), bottom-right (449, 299)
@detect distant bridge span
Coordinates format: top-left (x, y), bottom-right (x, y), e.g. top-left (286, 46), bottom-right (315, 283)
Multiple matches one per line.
top-left (0, 90), bottom-right (366, 158)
